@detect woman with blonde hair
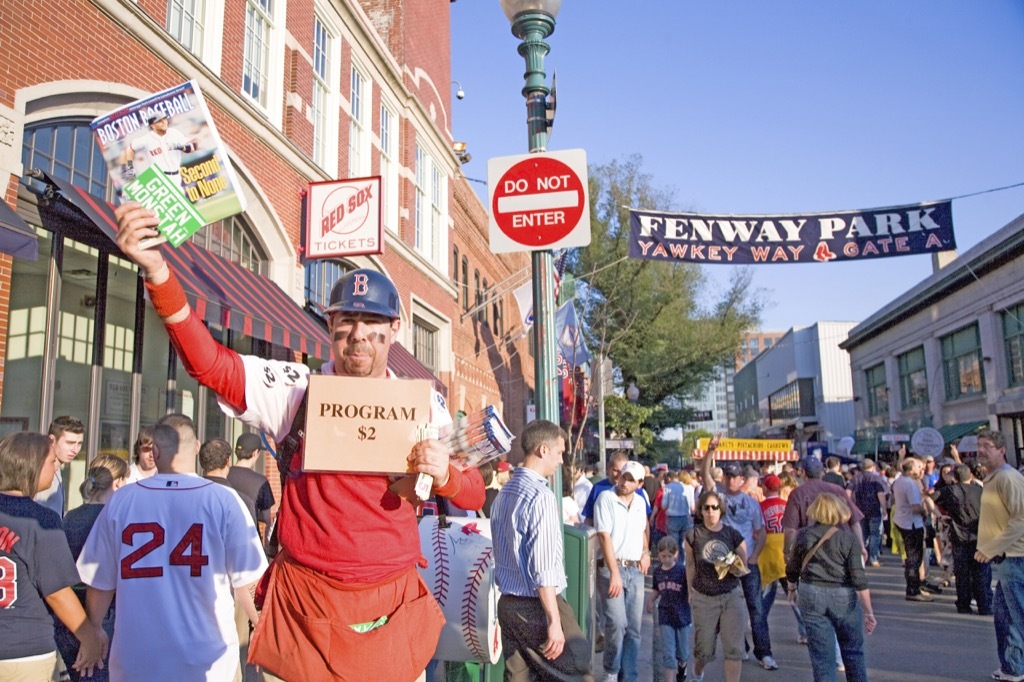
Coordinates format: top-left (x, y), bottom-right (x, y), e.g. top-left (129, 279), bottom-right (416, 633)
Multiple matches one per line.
top-left (786, 493), bottom-right (876, 682)
top-left (55, 454), bottom-right (129, 681)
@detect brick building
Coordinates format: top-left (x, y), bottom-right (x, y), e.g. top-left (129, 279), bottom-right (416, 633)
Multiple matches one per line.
top-left (0, 0), bottom-right (531, 510)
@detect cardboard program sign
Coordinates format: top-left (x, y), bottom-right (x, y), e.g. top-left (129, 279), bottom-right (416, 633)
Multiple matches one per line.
top-left (302, 375), bottom-right (432, 474)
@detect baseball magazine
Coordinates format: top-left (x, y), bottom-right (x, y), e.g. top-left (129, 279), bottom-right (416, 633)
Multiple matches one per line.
top-left (90, 80), bottom-right (247, 248)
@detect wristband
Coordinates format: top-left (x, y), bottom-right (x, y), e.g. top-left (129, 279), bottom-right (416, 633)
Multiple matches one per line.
top-left (145, 267), bottom-right (189, 318)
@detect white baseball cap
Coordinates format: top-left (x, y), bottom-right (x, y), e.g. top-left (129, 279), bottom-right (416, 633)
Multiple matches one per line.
top-left (620, 460), bottom-right (646, 482)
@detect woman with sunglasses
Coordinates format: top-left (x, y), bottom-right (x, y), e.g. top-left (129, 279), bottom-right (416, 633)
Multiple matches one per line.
top-left (684, 490), bottom-right (748, 682)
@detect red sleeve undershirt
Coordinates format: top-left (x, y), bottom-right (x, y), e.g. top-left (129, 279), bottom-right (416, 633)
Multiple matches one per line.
top-left (146, 277), bottom-right (247, 413)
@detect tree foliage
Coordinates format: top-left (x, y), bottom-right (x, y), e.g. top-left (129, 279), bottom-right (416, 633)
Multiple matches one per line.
top-left (603, 395), bottom-right (659, 455)
top-left (572, 155), bottom-right (763, 432)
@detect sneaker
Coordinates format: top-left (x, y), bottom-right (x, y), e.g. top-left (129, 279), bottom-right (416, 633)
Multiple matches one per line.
top-left (992, 669), bottom-right (1024, 682)
top-left (688, 674), bottom-right (704, 682)
top-left (869, 561), bottom-right (881, 567)
top-left (797, 635), bottom-right (808, 644)
top-left (921, 583), bottom-right (943, 595)
top-left (601, 674), bottom-right (617, 682)
top-left (906, 592), bottom-right (933, 602)
top-left (741, 652), bottom-right (750, 661)
top-left (837, 661), bottom-right (846, 672)
top-left (759, 655), bottom-right (779, 671)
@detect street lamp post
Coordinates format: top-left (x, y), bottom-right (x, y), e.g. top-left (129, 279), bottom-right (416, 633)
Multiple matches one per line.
top-left (501, 1), bottom-right (561, 469)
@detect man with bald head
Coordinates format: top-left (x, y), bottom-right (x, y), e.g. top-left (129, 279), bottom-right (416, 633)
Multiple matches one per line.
top-left (78, 414), bottom-right (266, 681)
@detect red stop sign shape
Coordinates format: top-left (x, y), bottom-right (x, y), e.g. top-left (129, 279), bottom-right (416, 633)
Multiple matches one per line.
top-left (492, 156), bottom-right (585, 247)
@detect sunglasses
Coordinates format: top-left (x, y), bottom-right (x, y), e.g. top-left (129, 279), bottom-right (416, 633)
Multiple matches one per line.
top-left (139, 445), bottom-right (154, 452)
top-left (702, 504), bottom-right (720, 511)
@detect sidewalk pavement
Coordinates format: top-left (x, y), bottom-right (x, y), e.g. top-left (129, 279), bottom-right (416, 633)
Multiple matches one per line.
top-left (594, 553), bottom-right (1001, 681)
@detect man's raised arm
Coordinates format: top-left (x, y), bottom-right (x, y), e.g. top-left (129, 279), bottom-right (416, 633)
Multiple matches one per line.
top-left (115, 203), bottom-right (247, 411)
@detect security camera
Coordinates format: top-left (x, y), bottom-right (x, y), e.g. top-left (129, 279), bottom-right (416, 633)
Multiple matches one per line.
top-left (456, 87), bottom-right (465, 100)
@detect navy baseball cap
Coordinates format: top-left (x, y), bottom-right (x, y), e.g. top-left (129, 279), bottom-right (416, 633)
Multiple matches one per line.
top-left (797, 456), bottom-right (824, 476)
top-left (721, 462), bottom-right (743, 477)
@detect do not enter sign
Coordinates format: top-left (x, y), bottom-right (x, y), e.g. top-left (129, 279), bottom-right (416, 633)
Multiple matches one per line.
top-left (487, 149), bottom-right (591, 254)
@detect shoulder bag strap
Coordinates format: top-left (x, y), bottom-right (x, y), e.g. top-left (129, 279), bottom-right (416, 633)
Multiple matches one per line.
top-left (801, 526), bottom-right (840, 575)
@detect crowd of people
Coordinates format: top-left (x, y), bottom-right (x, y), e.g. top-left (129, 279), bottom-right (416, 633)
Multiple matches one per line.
top-left (0, 205), bottom-right (1021, 682)
top-left (540, 431), bottom-right (1023, 682)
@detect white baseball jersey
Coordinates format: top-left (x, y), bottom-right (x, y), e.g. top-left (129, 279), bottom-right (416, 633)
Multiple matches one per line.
top-left (77, 474), bottom-right (268, 682)
top-left (131, 128), bottom-right (190, 175)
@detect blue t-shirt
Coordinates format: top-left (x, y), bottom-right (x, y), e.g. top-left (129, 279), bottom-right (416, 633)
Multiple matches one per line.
top-left (663, 481), bottom-right (689, 517)
top-left (653, 561), bottom-right (692, 628)
top-left (714, 485), bottom-right (763, 550)
top-left (0, 494), bottom-right (80, 658)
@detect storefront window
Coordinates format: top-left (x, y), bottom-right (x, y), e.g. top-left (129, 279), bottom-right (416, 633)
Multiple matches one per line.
top-left (865, 364), bottom-right (888, 417)
top-left (1003, 302), bottom-right (1024, 387)
top-left (897, 347), bottom-right (928, 409)
top-left (941, 324), bottom-right (984, 400)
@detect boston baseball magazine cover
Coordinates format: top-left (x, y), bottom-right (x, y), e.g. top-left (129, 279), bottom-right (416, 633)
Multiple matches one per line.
top-left (91, 80), bottom-right (246, 248)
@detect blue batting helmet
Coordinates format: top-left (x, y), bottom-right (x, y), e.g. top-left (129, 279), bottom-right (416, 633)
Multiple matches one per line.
top-left (324, 269), bottom-right (400, 319)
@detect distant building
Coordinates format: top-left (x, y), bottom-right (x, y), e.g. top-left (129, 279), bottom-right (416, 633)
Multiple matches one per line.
top-left (733, 322), bottom-right (858, 456)
top-left (737, 331), bottom-right (785, 370)
top-left (682, 365), bottom-right (734, 436)
top-left (841, 212), bottom-right (1024, 465)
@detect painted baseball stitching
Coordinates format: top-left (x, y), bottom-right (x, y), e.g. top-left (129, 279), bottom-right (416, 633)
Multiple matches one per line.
top-left (431, 521), bottom-right (450, 606)
top-left (461, 546), bottom-right (493, 662)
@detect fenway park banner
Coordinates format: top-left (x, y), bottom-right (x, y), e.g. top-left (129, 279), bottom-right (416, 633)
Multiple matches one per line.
top-left (629, 200), bottom-right (955, 265)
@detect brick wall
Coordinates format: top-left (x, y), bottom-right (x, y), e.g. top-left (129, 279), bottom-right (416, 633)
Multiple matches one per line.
top-left (0, 0), bottom-right (530, 461)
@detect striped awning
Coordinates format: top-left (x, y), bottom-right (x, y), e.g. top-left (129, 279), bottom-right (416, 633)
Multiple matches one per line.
top-left (692, 449), bottom-right (800, 462)
top-left (44, 175), bottom-right (331, 360)
top-left (0, 198), bottom-right (38, 260)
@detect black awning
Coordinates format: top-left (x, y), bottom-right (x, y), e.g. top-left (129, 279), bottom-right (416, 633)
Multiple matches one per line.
top-left (0, 199), bottom-right (38, 260)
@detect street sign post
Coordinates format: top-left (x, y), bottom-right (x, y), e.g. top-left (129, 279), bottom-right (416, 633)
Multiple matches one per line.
top-left (488, 149), bottom-right (590, 253)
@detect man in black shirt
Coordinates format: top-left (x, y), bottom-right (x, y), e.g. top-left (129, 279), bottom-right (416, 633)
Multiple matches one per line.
top-left (229, 433), bottom-right (276, 543)
top-left (935, 465), bottom-right (992, 614)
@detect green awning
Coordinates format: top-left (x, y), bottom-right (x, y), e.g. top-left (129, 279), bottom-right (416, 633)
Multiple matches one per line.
top-left (938, 420), bottom-right (989, 444)
top-left (850, 437), bottom-right (879, 455)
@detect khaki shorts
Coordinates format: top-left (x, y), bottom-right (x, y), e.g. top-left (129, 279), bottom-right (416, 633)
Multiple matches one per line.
top-left (0, 651), bottom-right (55, 682)
top-left (691, 588), bottom-right (747, 665)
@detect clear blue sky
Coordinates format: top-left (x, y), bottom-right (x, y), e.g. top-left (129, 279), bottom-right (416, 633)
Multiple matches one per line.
top-left (450, 1), bottom-right (1024, 331)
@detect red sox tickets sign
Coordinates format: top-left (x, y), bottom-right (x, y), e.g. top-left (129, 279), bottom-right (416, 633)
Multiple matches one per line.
top-left (305, 176), bottom-right (383, 259)
top-left (487, 149), bottom-right (591, 253)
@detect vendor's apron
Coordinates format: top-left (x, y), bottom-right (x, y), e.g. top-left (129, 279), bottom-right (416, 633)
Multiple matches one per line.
top-left (249, 553), bottom-right (444, 681)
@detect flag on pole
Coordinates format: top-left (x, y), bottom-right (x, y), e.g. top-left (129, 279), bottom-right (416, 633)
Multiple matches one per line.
top-left (554, 301), bottom-right (590, 372)
top-left (512, 250), bottom-right (567, 329)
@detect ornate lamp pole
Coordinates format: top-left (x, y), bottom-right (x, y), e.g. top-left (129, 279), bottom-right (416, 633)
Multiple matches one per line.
top-left (500, 0), bottom-right (562, 495)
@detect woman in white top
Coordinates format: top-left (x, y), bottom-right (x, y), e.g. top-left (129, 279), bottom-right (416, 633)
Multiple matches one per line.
top-left (125, 426), bottom-right (156, 483)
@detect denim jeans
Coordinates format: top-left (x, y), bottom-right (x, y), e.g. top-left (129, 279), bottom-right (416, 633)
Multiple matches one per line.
top-left (993, 557), bottom-right (1024, 676)
top-left (764, 579), bottom-right (806, 638)
top-left (861, 516), bottom-right (882, 564)
top-left (896, 525), bottom-right (924, 595)
top-left (797, 583), bottom-right (867, 682)
top-left (659, 623), bottom-right (692, 670)
top-left (667, 515), bottom-right (692, 555)
top-left (54, 600), bottom-right (115, 682)
top-left (598, 565), bottom-right (644, 681)
top-left (739, 563), bottom-right (773, 659)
